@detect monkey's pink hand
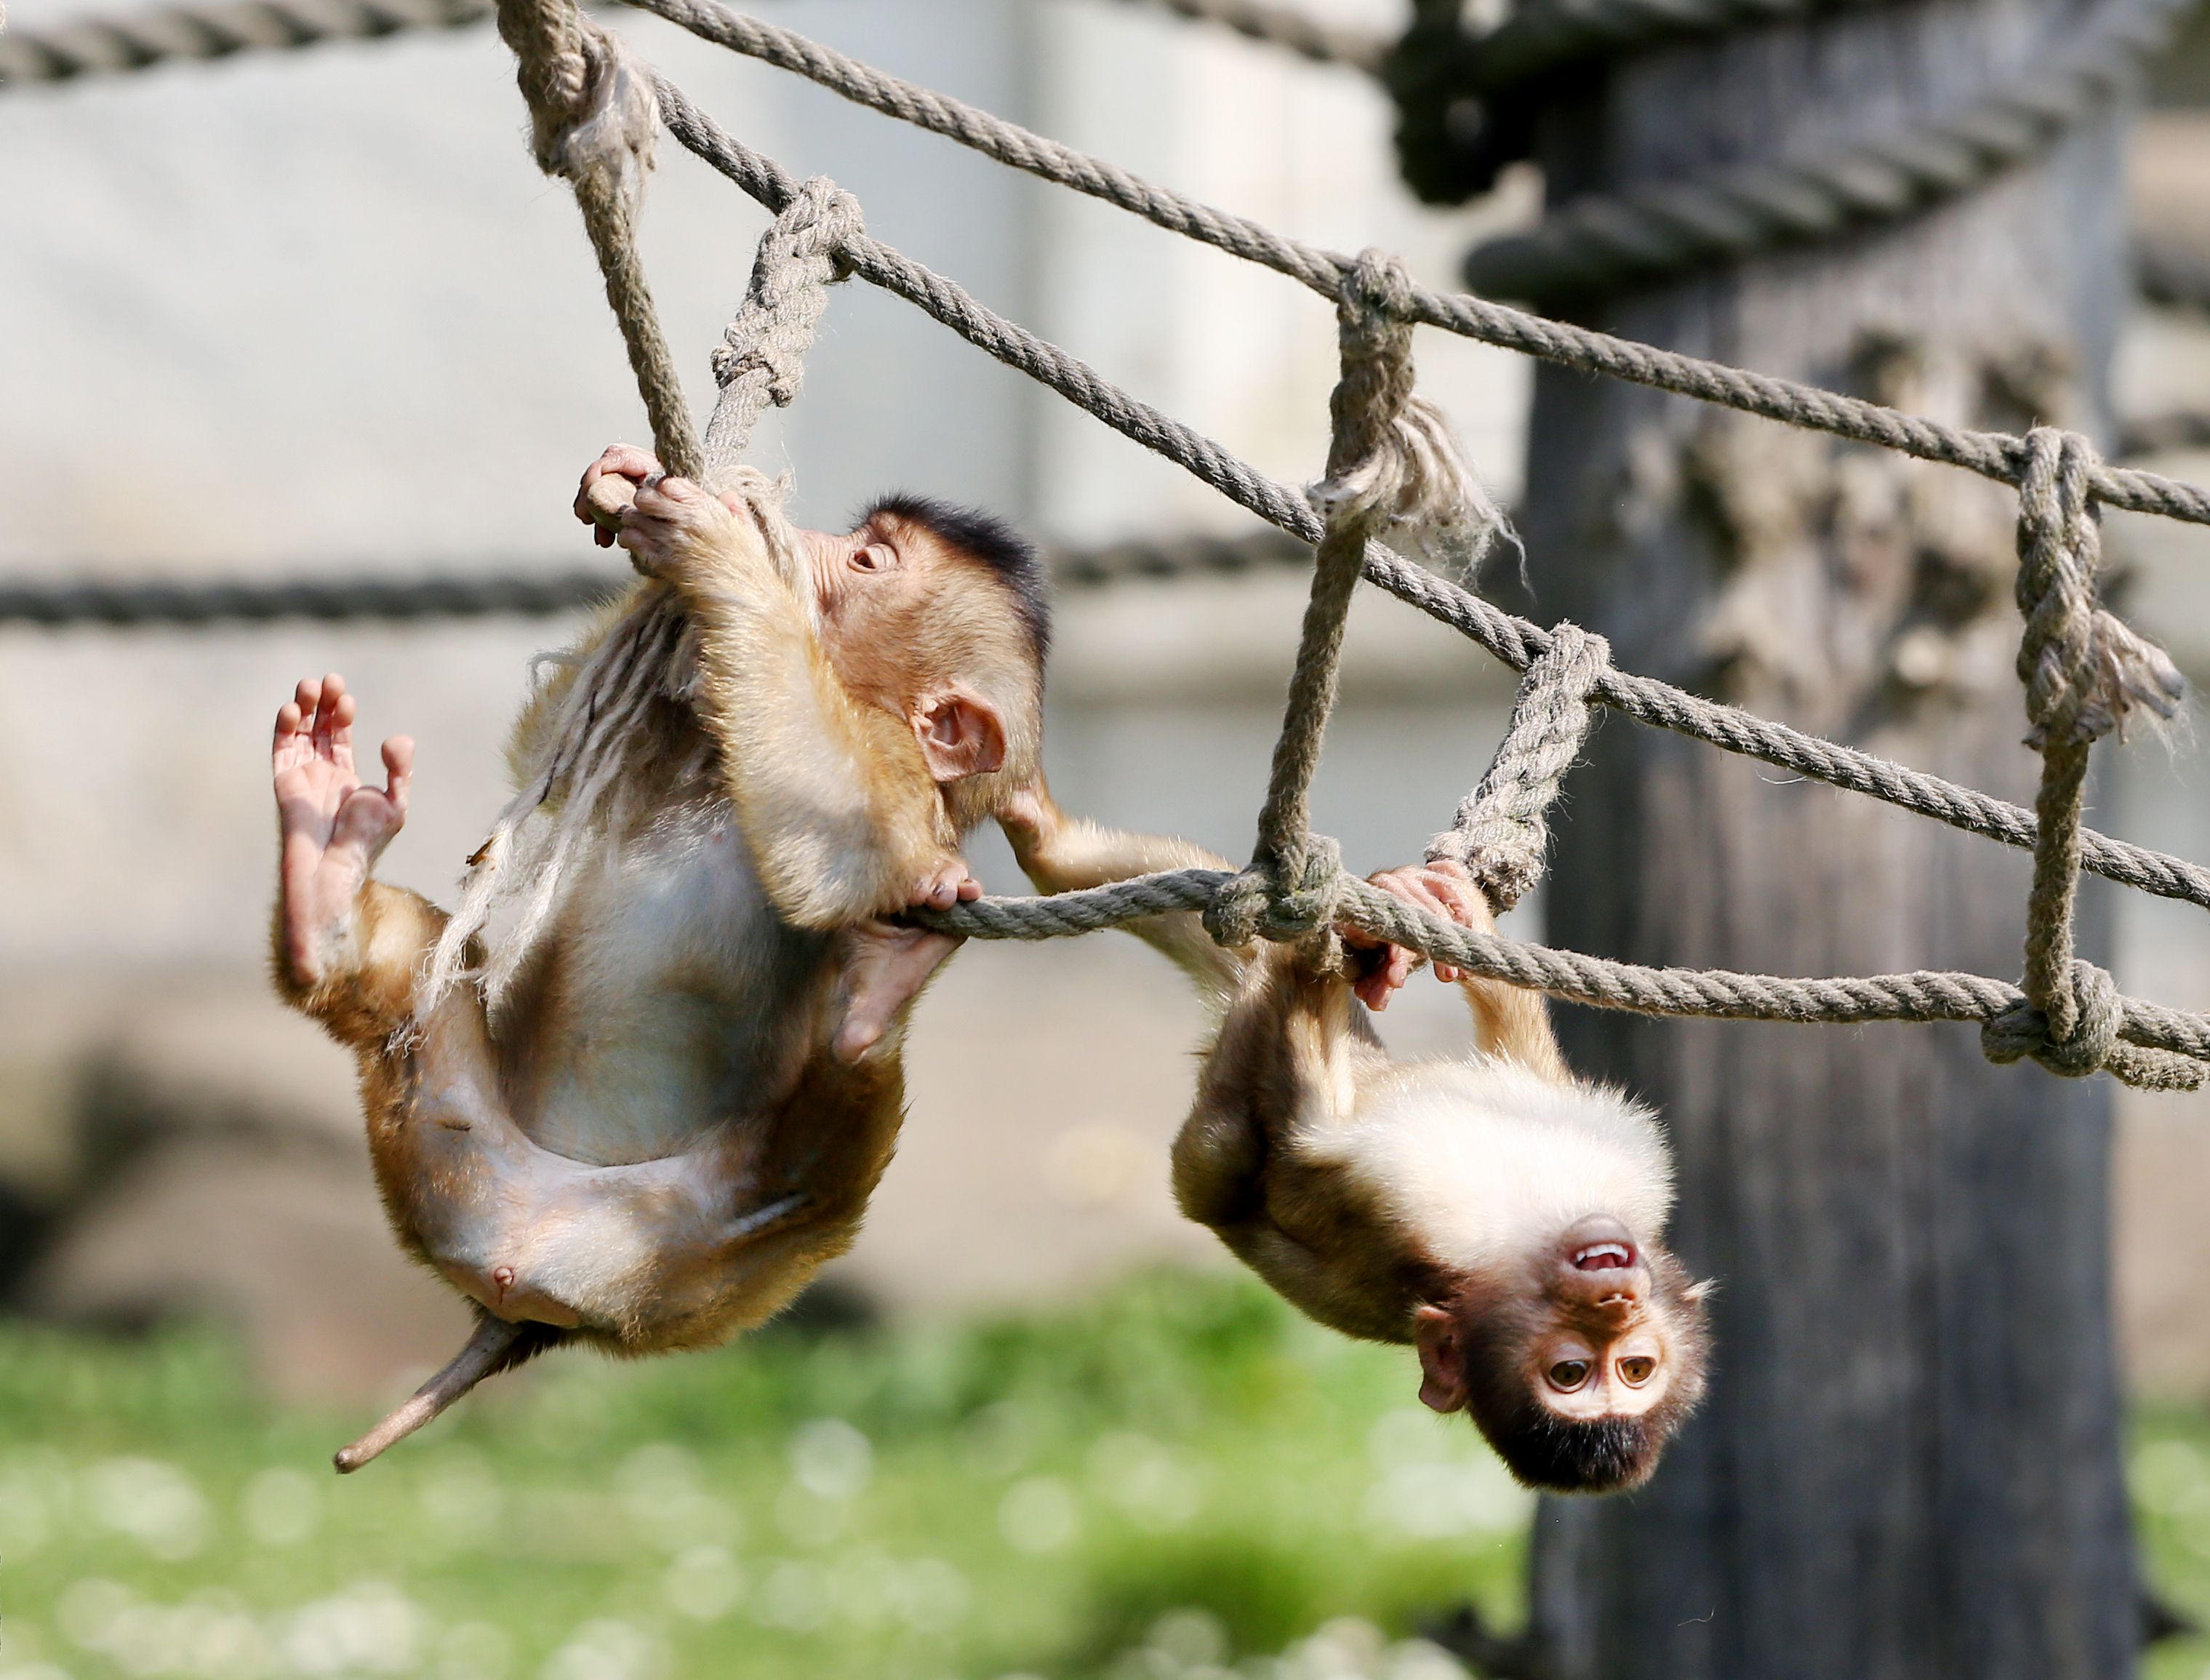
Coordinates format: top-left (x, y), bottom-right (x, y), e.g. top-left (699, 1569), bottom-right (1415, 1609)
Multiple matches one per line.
top-left (909, 857), bottom-right (984, 913)
top-left (574, 443), bottom-right (662, 548)
top-left (273, 674), bottom-right (412, 986)
top-left (833, 920), bottom-right (962, 1061)
top-left (1346, 861), bottom-right (1489, 1012)
top-left (614, 473), bottom-right (756, 586)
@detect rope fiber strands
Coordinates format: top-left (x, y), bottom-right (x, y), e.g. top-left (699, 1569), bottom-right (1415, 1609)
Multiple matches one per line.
top-left (1103, 0), bottom-right (1390, 71)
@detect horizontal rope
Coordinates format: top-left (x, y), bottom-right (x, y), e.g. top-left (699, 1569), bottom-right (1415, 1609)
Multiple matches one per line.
top-left (0, 569), bottom-right (617, 625)
top-left (656, 85), bottom-right (2210, 919)
top-left (630, 0), bottom-right (2210, 529)
top-left (1456, 0), bottom-right (1890, 97)
top-left (914, 869), bottom-right (2210, 1071)
top-left (0, 531), bottom-right (1309, 628)
top-left (0, 0), bottom-right (488, 84)
top-left (1462, 0), bottom-right (2197, 306)
top-left (1104, 0), bottom-right (1388, 71)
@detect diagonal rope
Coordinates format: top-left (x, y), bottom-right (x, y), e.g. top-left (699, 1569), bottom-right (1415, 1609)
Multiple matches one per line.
top-left (625, 0), bottom-right (2210, 528)
top-left (651, 85), bottom-right (2210, 921)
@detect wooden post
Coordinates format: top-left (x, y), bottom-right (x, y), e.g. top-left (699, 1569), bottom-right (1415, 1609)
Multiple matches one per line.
top-left (1505, 5), bottom-right (2141, 1677)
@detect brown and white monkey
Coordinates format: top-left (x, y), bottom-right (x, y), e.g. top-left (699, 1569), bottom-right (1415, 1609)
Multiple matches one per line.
top-left (999, 793), bottom-right (1710, 1494)
top-left (272, 444), bottom-right (1049, 1468)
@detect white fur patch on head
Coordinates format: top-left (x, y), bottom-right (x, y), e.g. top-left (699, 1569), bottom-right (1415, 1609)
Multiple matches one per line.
top-left (1313, 1057), bottom-right (1673, 1279)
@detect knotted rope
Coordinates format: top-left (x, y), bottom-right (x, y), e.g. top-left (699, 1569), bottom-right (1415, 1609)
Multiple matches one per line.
top-left (1206, 251), bottom-right (1500, 951)
top-left (700, 175), bottom-right (865, 487)
top-left (1429, 623), bottom-right (1609, 912)
top-left (1981, 428), bottom-right (2199, 1088)
top-left (495, 0), bottom-right (700, 479)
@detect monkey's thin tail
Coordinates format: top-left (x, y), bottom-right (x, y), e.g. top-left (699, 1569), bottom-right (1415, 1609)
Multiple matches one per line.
top-left (332, 1313), bottom-right (556, 1473)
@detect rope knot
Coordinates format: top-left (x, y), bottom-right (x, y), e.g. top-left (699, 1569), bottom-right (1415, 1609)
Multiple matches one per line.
top-left (2014, 427), bottom-right (2184, 749)
top-left (498, 0), bottom-right (659, 209)
top-left (1982, 958), bottom-right (2121, 1078)
top-left (700, 177), bottom-right (867, 486)
top-left (1309, 249), bottom-right (1510, 569)
top-left (1431, 622), bottom-right (1610, 911)
top-left (1204, 835), bottom-right (1346, 948)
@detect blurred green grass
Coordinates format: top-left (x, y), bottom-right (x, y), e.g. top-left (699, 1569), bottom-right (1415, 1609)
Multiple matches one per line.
top-left (0, 1271), bottom-right (1529, 1680)
top-left (13, 1268), bottom-right (2210, 1680)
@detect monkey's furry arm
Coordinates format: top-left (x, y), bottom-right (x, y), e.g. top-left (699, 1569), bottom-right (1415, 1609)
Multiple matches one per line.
top-left (271, 879), bottom-right (445, 1049)
top-left (1001, 789), bottom-right (1245, 1005)
top-left (661, 505), bottom-right (955, 929)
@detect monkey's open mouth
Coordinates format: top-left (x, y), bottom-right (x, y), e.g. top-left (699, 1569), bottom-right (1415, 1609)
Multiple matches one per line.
top-left (1571, 1241), bottom-right (1636, 1271)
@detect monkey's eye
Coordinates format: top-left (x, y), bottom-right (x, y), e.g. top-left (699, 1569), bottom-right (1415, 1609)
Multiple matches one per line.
top-left (1617, 1354), bottom-right (1657, 1386)
top-left (1546, 1359), bottom-right (1592, 1391)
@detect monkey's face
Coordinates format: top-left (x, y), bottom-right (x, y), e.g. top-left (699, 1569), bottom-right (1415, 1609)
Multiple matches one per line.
top-left (1418, 1215), bottom-right (1712, 1493)
top-left (1521, 1214), bottom-right (1675, 1422)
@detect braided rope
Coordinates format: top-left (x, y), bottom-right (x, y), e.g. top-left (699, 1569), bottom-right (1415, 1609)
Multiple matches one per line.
top-left (0, 0), bottom-right (489, 85)
top-left (629, 0), bottom-right (2210, 529)
top-left (1428, 623), bottom-right (1609, 911)
top-left (1457, 0), bottom-right (1889, 96)
top-left (700, 175), bottom-right (864, 486)
top-left (494, 0), bottom-right (701, 479)
top-left (1208, 251), bottom-right (1435, 952)
top-left (654, 86), bottom-right (2210, 922)
top-left (0, 569), bottom-right (617, 625)
top-left (916, 871), bottom-right (2210, 1089)
top-left (1462, 0), bottom-right (2199, 307)
top-left (1103, 0), bottom-right (1388, 71)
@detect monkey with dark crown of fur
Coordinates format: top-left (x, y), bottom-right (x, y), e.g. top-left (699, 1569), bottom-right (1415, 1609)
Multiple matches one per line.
top-left (1001, 791), bottom-right (1711, 1495)
top-left (271, 444), bottom-right (1049, 1469)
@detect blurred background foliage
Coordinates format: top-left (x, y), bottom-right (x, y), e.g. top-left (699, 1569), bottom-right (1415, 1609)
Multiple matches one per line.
top-left (0, 1271), bottom-right (1533, 1680)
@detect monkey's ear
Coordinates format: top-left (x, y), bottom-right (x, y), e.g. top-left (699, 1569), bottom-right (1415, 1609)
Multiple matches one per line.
top-left (1414, 1303), bottom-right (1470, 1415)
top-left (912, 689), bottom-right (1006, 783)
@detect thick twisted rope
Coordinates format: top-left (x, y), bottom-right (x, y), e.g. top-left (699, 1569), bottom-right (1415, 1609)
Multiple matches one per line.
top-left (495, 0), bottom-right (701, 480)
top-left (917, 871), bottom-right (2210, 1089)
top-left (700, 175), bottom-right (864, 486)
top-left (1104, 0), bottom-right (1388, 71)
top-left (1462, 0), bottom-right (2201, 308)
top-left (1429, 623), bottom-right (1609, 911)
top-left (629, 0), bottom-right (2210, 530)
top-left (0, 0), bottom-right (489, 85)
top-left (1209, 252), bottom-right (1437, 950)
top-left (1980, 430), bottom-right (2198, 1087)
top-left (0, 531), bottom-right (1310, 630)
top-left (654, 88), bottom-right (2210, 921)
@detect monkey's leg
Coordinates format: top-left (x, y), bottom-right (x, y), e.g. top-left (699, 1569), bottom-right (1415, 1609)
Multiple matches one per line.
top-left (831, 921), bottom-right (962, 1062)
top-left (998, 787), bottom-right (1245, 1002)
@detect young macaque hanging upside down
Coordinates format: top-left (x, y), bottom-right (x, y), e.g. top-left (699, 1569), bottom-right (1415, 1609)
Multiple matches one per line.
top-left (1001, 796), bottom-right (1711, 1493)
top-left (272, 444), bottom-right (1049, 1470)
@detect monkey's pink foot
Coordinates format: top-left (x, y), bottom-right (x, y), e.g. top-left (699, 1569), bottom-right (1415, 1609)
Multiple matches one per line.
top-left (273, 674), bottom-right (412, 988)
top-left (909, 856), bottom-right (984, 913)
top-left (832, 921), bottom-right (962, 1062)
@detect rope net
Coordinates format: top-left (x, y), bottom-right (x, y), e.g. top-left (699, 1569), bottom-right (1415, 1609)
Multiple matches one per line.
top-left (481, 0), bottom-right (2210, 1092)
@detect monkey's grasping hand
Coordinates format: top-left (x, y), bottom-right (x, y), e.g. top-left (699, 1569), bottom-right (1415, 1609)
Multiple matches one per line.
top-left (1343, 860), bottom-right (1490, 1012)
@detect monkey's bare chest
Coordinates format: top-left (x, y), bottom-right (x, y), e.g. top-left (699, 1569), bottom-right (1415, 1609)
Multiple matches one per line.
top-left (495, 803), bottom-right (837, 1167)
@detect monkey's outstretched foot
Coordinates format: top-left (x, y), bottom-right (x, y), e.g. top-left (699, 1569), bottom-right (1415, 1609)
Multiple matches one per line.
top-left (273, 673), bottom-right (412, 989)
top-left (832, 920), bottom-right (961, 1062)
top-left (333, 1314), bottom-right (527, 1473)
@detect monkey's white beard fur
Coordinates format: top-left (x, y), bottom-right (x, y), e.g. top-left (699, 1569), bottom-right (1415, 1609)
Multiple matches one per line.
top-left (1319, 1057), bottom-right (1675, 1279)
top-left (417, 469), bottom-right (806, 1025)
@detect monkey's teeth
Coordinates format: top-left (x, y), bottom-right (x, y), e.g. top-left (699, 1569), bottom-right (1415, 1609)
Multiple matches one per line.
top-left (1572, 1241), bottom-right (1634, 1271)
